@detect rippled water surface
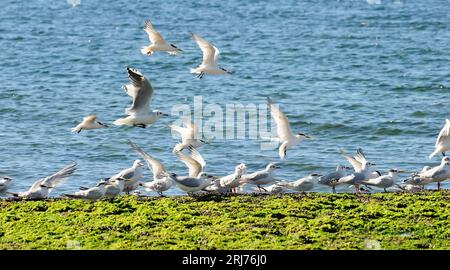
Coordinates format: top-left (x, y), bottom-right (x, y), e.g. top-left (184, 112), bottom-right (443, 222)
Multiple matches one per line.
top-left (1, 0), bottom-right (449, 195)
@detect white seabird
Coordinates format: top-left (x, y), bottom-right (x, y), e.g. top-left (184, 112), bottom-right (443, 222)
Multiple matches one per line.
top-left (113, 67), bottom-right (168, 128)
top-left (7, 163), bottom-right (77, 199)
top-left (168, 172), bottom-right (216, 194)
top-left (404, 156), bottom-right (450, 190)
top-left (276, 173), bottom-right (322, 193)
top-left (340, 148), bottom-right (380, 179)
top-left (203, 178), bottom-right (229, 193)
top-left (169, 117), bottom-right (209, 152)
top-left (190, 33), bottom-right (232, 79)
top-left (172, 147), bottom-right (215, 194)
top-left (0, 176), bottom-right (13, 195)
top-left (129, 140), bottom-right (174, 196)
top-left (64, 180), bottom-right (109, 200)
top-left (254, 184), bottom-right (285, 194)
top-left (318, 165), bottom-right (351, 193)
top-left (109, 160), bottom-right (145, 194)
top-left (71, 114), bottom-right (107, 133)
top-left (337, 150), bottom-right (377, 194)
top-left (429, 119), bottom-right (450, 159)
top-left (267, 97), bottom-right (313, 159)
top-left (104, 177), bottom-right (126, 199)
top-left (240, 163), bottom-right (280, 192)
top-left (140, 20), bottom-right (183, 56)
top-left (218, 163), bottom-right (247, 192)
top-left (174, 146), bottom-right (206, 178)
top-left (361, 169), bottom-right (403, 192)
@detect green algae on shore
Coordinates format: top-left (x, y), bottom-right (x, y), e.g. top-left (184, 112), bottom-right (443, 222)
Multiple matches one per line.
top-left (0, 192), bottom-right (449, 250)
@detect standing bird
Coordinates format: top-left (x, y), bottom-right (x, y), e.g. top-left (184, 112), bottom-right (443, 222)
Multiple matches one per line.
top-left (168, 172), bottom-right (216, 194)
top-left (169, 117), bottom-right (209, 152)
top-left (203, 178), bottom-right (229, 193)
top-left (340, 148), bottom-right (380, 179)
top-left (267, 97), bottom-right (313, 159)
top-left (140, 20), bottom-right (182, 56)
top-left (104, 177), bottom-right (126, 199)
top-left (395, 183), bottom-right (423, 193)
top-left (404, 156), bottom-right (450, 190)
top-left (71, 114), bottom-right (107, 133)
top-left (337, 151), bottom-right (376, 194)
top-left (254, 184), bottom-right (285, 194)
top-left (0, 176), bottom-right (13, 195)
top-left (318, 165), bottom-right (351, 193)
top-left (361, 169), bottom-right (403, 192)
top-left (218, 163), bottom-right (247, 193)
top-left (7, 163), bottom-right (77, 199)
top-left (139, 178), bottom-right (174, 197)
top-left (129, 140), bottom-right (174, 196)
top-left (276, 173), bottom-right (322, 193)
top-left (113, 67), bottom-right (168, 128)
top-left (64, 181), bottom-right (108, 200)
top-left (240, 163), bottom-right (280, 192)
top-left (109, 160), bottom-right (145, 194)
top-left (172, 147), bottom-right (215, 194)
top-left (429, 119), bottom-right (450, 159)
top-left (190, 33), bottom-right (232, 79)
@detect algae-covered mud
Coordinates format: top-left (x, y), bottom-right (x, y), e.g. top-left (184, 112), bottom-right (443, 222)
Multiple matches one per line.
top-left (1, 192), bottom-right (449, 250)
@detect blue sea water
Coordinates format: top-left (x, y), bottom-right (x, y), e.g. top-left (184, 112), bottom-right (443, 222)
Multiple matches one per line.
top-left (0, 0), bottom-right (449, 196)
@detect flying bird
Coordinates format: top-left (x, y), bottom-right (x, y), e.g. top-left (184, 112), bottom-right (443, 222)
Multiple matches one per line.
top-left (113, 67), bottom-right (168, 128)
top-left (169, 117), bottom-right (209, 152)
top-left (429, 119), bottom-right (450, 159)
top-left (240, 163), bottom-right (280, 192)
top-left (71, 114), bottom-right (107, 133)
top-left (361, 169), bottom-right (403, 192)
top-left (140, 20), bottom-right (183, 56)
top-left (190, 33), bottom-right (231, 79)
top-left (7, 163), bottom-right (77, 199)
top-left (267, 97), bottom-right (313, 159)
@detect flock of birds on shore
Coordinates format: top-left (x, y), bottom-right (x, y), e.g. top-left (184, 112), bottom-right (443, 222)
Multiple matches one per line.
top-left (1, 19), bottom-right (450, 200)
